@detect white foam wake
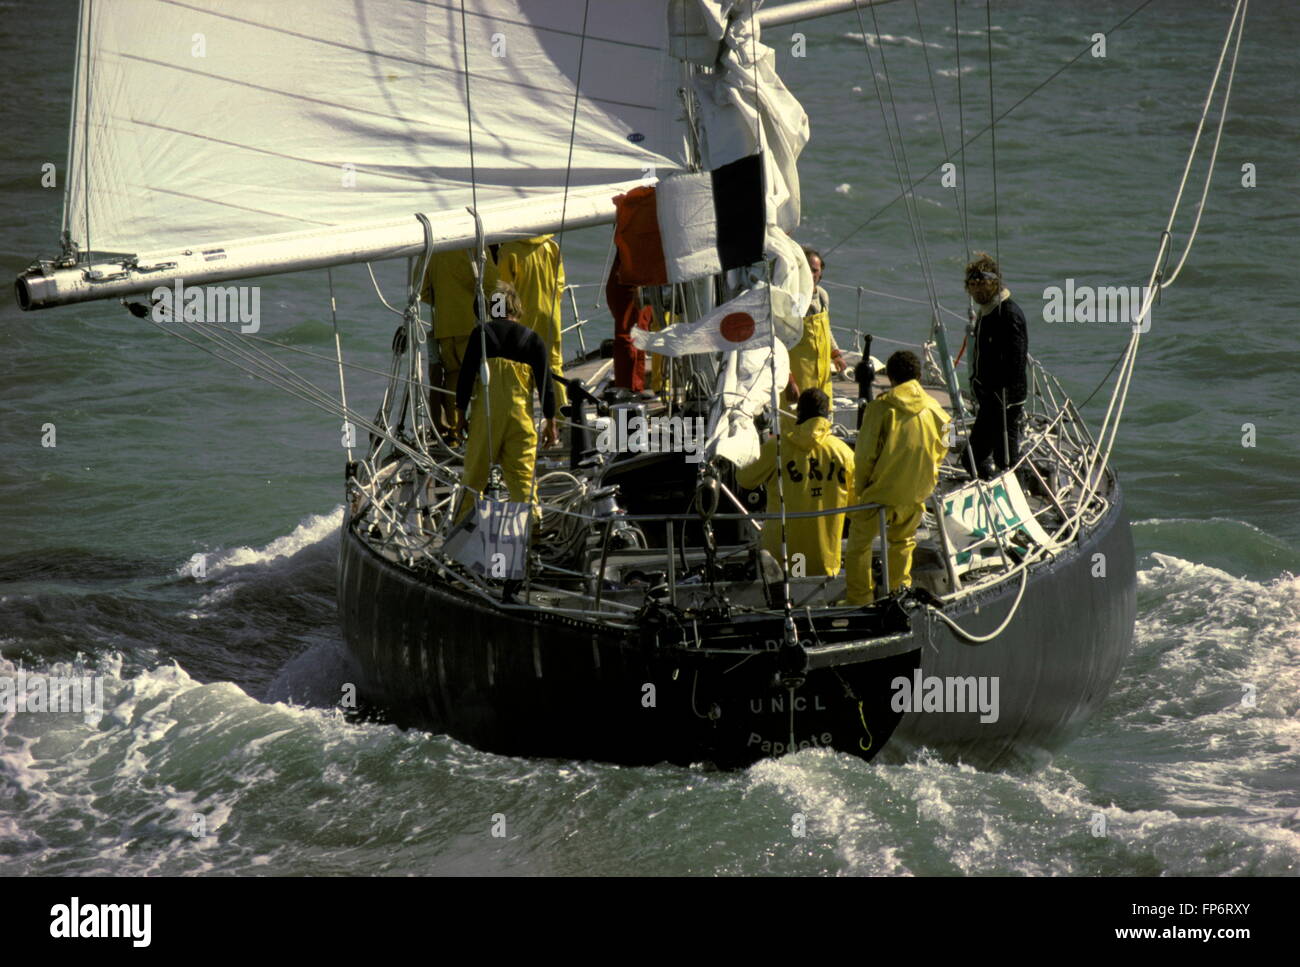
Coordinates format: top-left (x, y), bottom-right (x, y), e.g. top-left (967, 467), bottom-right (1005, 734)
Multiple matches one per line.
top-left (841, 31), bottom-right (945, 49)
top-left (175, 506), bottom-right (343, 580)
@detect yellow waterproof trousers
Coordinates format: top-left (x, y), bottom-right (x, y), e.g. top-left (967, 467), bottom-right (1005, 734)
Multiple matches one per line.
top-left (435, 335), bottom-right (471, 440)
top-left (789, 308), bottom-right (833, 399)
top-left (456, 357), bottom-right (538, 523)
top-left (844, 501), bottom-right (923, 604)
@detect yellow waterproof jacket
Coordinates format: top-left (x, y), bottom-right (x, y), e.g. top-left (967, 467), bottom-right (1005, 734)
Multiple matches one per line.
top-left (500, 235), bottom-right (566, 405)
top-left (788, 287), bottom-right (833, 398)
top-left (457, 357), bottom-right (539, 523)
top-left (736, 416), bottom-right (855, 575)
top-left (854, 379), bottom-right (951, 508)
top-left (421, 249), bottom-right (498, 340)
top-left (498, 235), bottom-right (565, 350)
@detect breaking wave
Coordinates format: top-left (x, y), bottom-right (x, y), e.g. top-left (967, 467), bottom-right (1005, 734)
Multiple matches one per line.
top-left (177, 507), bottom-right (343, 580)
top-left (841, 31), bottom-right (945, 49)
top-left (4, 515), bottom-right (1296, 876)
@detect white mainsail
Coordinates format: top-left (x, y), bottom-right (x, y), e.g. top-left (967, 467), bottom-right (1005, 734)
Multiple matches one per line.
top-left (64, 0), bottom-right (685, 256)
top-left (22, 0), bottom-right (884, 309)
top-left (20, 0), bottom-right (689, 308)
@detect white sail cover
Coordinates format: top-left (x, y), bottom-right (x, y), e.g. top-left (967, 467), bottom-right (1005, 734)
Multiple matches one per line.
top-left (706, 340), bottom-right (789, 468)
top-left (63, 0), bottom-right (687, 256)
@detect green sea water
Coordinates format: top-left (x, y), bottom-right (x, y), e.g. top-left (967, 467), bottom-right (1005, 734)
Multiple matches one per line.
top-left (0, 0), bottom-right (1296, 875)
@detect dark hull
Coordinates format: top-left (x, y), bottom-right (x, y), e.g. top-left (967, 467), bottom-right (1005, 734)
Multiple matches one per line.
top-left (337, 485), bottom-right (1135, 770)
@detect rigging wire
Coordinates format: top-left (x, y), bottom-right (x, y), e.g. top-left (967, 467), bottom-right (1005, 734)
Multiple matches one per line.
top-left (911, 0), bottom-right (969, 258)
top-left (62, 0), bottom-right (85, 254)
top-left (824, 0), bottom-right (1160, 259)
top-left (1074, 346), bottom-right (1127, 411)
top-left (169, 317), bottom-right (345, 413)
top-left (1159, 0), bottom-right (1245, 289)
top-left (740, 10), bottom-right (795, 632)
top-left (458, 0), bottom-right (499, 495)
top-left (838, 0), bottom-right (1238, 641)
top-left (171, 320), bottom-right (444, 394)
top-left (855, 0), bottom-right (941, 312)
top-left (857, 0), bottom-right (974, 449)
top-left (136, 296), bottom-right (450, 480)
top-left (594, 229), bottom-right (617, 311)
top-left (953, 0), bottom-right (969, 258)
top-left (82, 0), bottom-right (94, 259)
top-left (327, 269), bottom-right (353, 463)
top-left (858, 0), bottom-right (979, 460)
top-left (1068, 0), bottom-right (1246, 541)
top-left (142, 314), bottom-right (439, 476)
top-left (404, 215), bottom-right (441, 457)
top-left (986, 0), bottom-right (999, 267)
top-left (546, 0), bottom-right (593, 417)
top-left (365, 262), bottom-right (406, 316)
top-left (821, 280), bottom-right (966, 323)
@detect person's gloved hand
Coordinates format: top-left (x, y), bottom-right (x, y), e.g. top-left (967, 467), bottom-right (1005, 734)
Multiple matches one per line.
top-left (541, 417), bottom-right (560, 448)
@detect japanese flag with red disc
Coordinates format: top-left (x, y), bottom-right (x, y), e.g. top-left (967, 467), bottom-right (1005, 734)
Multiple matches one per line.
top-left (631, 284), bottom-right (775, 357)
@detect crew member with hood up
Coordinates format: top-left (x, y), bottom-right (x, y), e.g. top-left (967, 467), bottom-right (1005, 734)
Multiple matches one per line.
top-left (455, 282), bottom-right (559, 523)
top-left (737, 388), bottom-right (855, 577)
top-left (498, 234), bottom-right (568, 409)
top-left (845, 351), bottom-right (951, 604)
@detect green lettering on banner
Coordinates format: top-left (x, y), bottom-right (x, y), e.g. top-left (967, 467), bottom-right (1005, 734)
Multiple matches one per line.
top-left (946, 483), bottom-right (1031, 567)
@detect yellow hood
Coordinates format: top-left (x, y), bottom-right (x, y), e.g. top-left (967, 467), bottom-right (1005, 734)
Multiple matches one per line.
top-left (514, 234), bottom-right (555, 250)
top-left (878, 378), bottom-right (936, 416)
top-left (855, 380), bottom-right (951, 508)
top-left (736, 414), bottom-right (855, 578)
top-left (786, 415), bottom-right (833, 452)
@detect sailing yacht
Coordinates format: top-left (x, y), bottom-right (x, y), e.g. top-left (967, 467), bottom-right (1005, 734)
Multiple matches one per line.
top-left (14, 0), bottom-right (1245, 769)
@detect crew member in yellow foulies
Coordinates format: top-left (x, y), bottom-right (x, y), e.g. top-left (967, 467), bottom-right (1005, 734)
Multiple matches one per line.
top-left (421, 246), bottom-right (498, 445)
top-left (736, 388), bottom-right (855, 577)
top-left (497, 234), bottom-right (568, 409)
top-left (455, 282), bottom-right (560, 523)
top-left (844, 350), bottom-right (951, 604)
top-left (785, 247), bottom-right (847, 405)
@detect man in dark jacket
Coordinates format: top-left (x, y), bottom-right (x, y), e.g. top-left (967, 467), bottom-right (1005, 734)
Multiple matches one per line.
top-left (961, 252), bottom-right (1028, 479)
